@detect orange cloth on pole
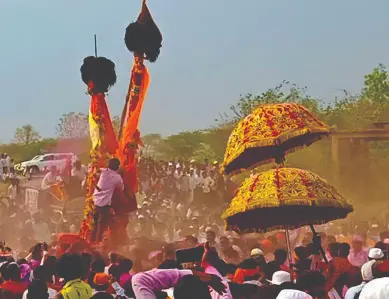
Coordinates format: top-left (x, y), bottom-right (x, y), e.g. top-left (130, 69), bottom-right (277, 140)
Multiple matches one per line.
top-left (89, 93), bottom-right (118, 156)
top-left (118, 58), bottom-right (149, 195)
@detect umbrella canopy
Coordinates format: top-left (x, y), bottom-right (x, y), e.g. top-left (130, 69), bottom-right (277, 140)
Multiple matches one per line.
top-left (222, 168), bottom-right (353, 233)
top-left (222, 103), bottom-right (329, 176)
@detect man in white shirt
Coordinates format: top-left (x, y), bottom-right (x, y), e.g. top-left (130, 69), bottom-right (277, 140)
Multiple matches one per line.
top-left (41, 166), bottom-right (59, 190)
top-left (92, 158), bottom-right (124, 242)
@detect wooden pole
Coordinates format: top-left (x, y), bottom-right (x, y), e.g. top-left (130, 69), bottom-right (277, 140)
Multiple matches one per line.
top-left (94, 34), bottom-right (98, 57)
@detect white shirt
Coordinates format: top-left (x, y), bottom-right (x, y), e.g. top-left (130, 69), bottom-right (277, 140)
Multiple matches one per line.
top-left (93, 168), bottom-right (124, 207)
top-left (202, 176), bottom-right (215, 193)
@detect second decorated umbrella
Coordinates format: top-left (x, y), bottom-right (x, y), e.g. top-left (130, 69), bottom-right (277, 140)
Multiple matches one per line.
top-left (222, 103), bottom-right (330, 176)
top-left (222, 167), bottom-right (353, 262)
top-left (222, 167), bottom-right (352, 233)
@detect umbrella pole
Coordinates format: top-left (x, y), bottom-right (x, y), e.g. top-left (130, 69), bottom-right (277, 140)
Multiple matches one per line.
top-left (285, 225), bottom-right (293, 265)
top-left (309, 224), bottom-right (329, 264)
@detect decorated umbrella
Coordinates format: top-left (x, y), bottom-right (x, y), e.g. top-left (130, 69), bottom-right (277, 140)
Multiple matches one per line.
top-left (222, 103), bottom-right (330, 176)
top-left (222, 167), bottom-right (353, 262)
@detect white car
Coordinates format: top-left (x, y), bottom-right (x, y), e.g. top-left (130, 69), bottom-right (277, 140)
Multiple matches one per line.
top-left (20, 153), bottom-right (77, 173)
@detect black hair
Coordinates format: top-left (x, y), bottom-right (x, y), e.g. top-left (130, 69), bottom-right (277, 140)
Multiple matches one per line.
top-left (91, 293), bottom-right (113, 299)
top-left (56, 254), bottom-right (83, 282)
top-left (33, 266), bottom-right (46, 281)
top-left (119, 258), bottom-right (133, 273)
top-left (174, 275), bottom-right (212, 299)
top-left (339, 243), bottom-right (351, 258)
top-left (274, 249), bottom-right (288, 264)
top-left (328, 242), bottom-right (340, 257)
top-left (80, 56), bottom-right (117, 94)
top-left (7, 263), bottom-right (21, 281)
top-left (108, 158), bottom-right (121, 171)
top-left (81, 253), bottom-right (93, 279)
top-left (27, 280), bottom-right (49, 299)
top-left (238, 258), bottom-right (258, 270)
top-left (294, 246), bottom-right (308, 260)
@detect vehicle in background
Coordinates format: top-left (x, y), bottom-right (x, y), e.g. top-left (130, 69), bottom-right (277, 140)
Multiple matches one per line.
top-left (18, 153), bottom-right (77, 174)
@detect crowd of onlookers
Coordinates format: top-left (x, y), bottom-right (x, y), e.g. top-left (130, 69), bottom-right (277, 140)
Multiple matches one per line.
top-left (2, 221), bottom-right (389, 298)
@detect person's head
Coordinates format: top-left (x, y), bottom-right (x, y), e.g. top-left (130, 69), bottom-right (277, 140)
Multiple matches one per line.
top-left (81, 253), bottom-right (92, 278)
top-left (93, 273), bottom-right (110, 291)
top-left (339, 242), bottom-right (351, 258)
top-left (108, 158), bottom-right (120, 172)
top-left (267, 271), bottom-right (291, 285)
top-left (27, 280), bottom-right (49, 299)
top-left (91, 293), bottom-right (114, 299)
top-left (206, 230), bottom-right (216, 243)
top-left (260, 239), bottom-right (273, 254)
top-left (297, 271), bottom-right (326, 299)
top-left (91, 258), bottom-right (106, 274)
top-left (274, 249), bottom-right (288, 265)
top-left (328, 242), bottom-right (340, 258)
top-left (32, 266), bottom-right (46, 281)
top-left (294, 246), bottom-right (308, 260)
top-left (369, 248), bottom-right (385, 261)
top-left (108, 251), bottom-right (119, 264)
top-left (7, 263), bottom-right (21, 281)
top-left (119, 259), bottom-right (133, 274)
top-left (351, 235), bottom-right (364, 252)
top-left (74, 160), bottom-right (82, 170)
top-left (174, 275), bottom-right (211, 299)
top-left (184, 236), bottom-right (198, 248)
top-left (43, 256), bottom-right (57, 279)
top-left (56, 254), bottom-right (83, 282)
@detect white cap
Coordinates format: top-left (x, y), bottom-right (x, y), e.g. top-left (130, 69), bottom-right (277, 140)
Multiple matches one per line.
top-left (267, 271), bottom-right (291, 285)
top-left (250, 248), bottom-right (264, 257)
top-left (276, 289), bottom-right (312, 299)
top-left (369, 248), bottom-right (384, 260)
top-left (361, 260), bottom-right (375, 281)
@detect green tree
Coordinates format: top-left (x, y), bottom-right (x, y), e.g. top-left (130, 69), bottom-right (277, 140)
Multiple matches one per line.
top-left (112, 116), bottom-right (121, 136)
top-left (141, 134), bottom-right (163, 158)
top-left (14, 125), bottom-right (41, 145)
top-left (362, 64), bottom-right (389, 104)
top-left (56, 112), bottom-right (89, 139)
top-left (219, 81), bottom-right (322, 124)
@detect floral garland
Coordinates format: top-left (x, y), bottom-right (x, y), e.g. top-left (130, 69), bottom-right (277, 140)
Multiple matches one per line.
top-left (79, 97), bottom-right (111, 240)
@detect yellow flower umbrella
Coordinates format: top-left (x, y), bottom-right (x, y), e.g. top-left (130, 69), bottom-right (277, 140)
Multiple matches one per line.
top-left (222, 167), bottom-right (353, 234)
top-left (222, 103), bottom-right (329, 176)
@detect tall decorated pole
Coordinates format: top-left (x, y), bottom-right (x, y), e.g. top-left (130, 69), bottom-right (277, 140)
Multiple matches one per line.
top-left (79, 56), bottom-right (118, 240)
top-left (118, 0), bottom-right (162, 204)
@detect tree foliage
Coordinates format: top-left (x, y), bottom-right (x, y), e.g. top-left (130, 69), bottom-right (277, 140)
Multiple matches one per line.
top-left (56, 112), bottom-right (89, 139)
top-left (14, 125), bottom-right (41, 145)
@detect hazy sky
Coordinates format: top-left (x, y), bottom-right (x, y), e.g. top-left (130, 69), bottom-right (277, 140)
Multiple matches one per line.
top-left (1, 0), bottom-right (389, 142)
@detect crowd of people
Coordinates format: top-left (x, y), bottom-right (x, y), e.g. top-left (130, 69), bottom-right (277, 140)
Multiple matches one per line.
top-left (2, 222), bottom-right (389, 298)
top-left (3, 156), bottom-right (389, 298)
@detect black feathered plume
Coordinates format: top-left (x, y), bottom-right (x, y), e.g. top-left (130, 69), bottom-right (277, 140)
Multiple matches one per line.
top-left (124, 1), bottom-right (163, 62)
top-left (80, 56), bottom-right (117, 94)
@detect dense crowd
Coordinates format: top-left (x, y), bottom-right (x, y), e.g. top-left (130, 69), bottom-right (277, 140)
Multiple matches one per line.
top-left (3, 157), bottom-right (389, 298)
top-left (2, 223), bottom-right (389, 298)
